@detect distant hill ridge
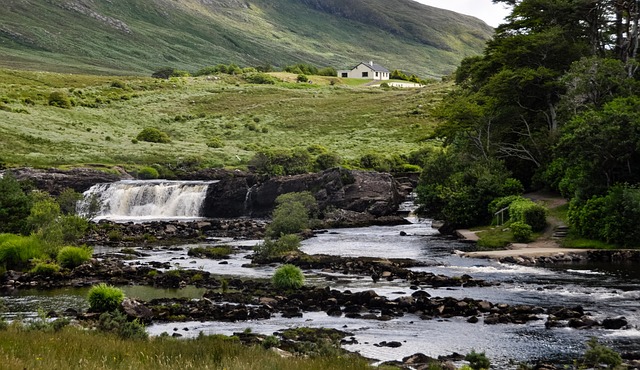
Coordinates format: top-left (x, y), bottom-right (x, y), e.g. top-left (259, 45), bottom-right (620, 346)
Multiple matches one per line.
top-left (0, 0), bottom-right (494, 76)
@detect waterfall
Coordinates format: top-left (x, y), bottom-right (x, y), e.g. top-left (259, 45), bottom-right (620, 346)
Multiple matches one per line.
top-left (78, 180), bottom-right (217, 221)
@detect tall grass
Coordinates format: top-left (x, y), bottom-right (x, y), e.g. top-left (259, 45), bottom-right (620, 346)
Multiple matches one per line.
top-left (0, 327), bottom-right (373, 370)
top-left (0, 234), bottom-right (44, 270)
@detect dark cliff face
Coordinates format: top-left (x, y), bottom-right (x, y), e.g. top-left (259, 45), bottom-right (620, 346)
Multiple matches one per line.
top-left (6, 167), bottom-right (122, 195)
top-left (203, 168), bottom-right (405, 218)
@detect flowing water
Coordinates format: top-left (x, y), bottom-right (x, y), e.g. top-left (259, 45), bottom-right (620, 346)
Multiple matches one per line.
top-left (3, 181), bottom-right (639, 367)
top-left (78, 180), bottom-right (216, 222)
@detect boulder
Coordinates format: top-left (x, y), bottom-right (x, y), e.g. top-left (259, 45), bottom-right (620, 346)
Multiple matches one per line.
top-left (7, 167), bottom-right (122, 195)
top-left (602, 316), bottom-right (628, 330)
top-left (121, 298), bottom-right (153, 323)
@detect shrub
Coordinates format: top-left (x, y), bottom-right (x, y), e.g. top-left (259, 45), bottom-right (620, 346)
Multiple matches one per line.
top-left (465, 350), bottom-right (490, 370)
top-left (138, 166), bottom-right (159, 180)
top-left (136, 127), bottom-right (171, 143)
top-left (509, 198), bottom-right (547, 232)
top-left (206, 137), bottom-right (224, 148)
top-left (57, 246), bottom-right (92, 268)
top-left (272, 264), bottom-right (305, 290)
top-left (88, 283), bottom-right (125, 312)
top-left (97, 310), bottom-right (148, 340)
top-left (582, 337), bottom-right (622, 369)
top-left (48, 91), bottom-right (71, 109)
top-left (250, 148), bottom-right (312, 176)
top-left (510, 221), bottom-right (532, 242)
top-left (30, 262), bottom-right (60, 276)
top-left (297, 74), bottom-right (309, 83)
top-left (315, 152), bottom-right (341, 171)
top-left (359, 153), bottom-right (391, 172)
top-left (188, 245), bottom-right (232, 259)
top-left (56, 188), bottom-right (83, 215)
top-left (244, 73), bottom-right (279, 85)
top-left (254, 234), bottom-right (301, 260)
top-left (266, 201), bottom-right (309, 238)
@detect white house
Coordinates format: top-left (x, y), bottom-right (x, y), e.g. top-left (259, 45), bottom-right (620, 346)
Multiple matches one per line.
top-left (338, 61), bottom-right (390, 80)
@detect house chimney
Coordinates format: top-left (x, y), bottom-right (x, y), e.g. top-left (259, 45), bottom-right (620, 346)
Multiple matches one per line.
top-left (369, 61), bottom-right (374, 66)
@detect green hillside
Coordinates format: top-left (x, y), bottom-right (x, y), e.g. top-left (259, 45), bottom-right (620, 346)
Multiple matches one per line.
top-left (0, 0), bottom-right (493, 77)
top-left (0, 69), bottom-right (449, 170)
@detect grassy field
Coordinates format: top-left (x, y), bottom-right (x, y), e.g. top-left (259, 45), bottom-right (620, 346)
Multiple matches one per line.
top-left (0, 326), bottom-right (375, 370)
top-left (0, 69), bottom-right (449, 170)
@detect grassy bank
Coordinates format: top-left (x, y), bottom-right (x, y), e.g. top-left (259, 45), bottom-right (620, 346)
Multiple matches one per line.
top-left (0, 326), bottom-right (374, 370)
top-left (0, 69), bottom-right (447, 170)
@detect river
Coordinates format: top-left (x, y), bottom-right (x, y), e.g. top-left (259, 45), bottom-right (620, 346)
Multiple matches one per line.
top-left (2, 217), bottom-right (639, 368)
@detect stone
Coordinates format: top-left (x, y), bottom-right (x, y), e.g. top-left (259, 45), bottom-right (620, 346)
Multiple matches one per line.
top-left (121, 298), bottom-right (153, 322)
top-left (602, 316), bottom-right (628, 330)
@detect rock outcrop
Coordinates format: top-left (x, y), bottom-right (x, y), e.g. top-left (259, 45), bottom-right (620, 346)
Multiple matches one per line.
top-left (204, 168), bottom-right (406, 218)
top-left (6, 167), bottom-right (123, 195)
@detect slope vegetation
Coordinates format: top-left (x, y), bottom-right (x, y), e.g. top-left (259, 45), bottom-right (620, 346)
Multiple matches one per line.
top-left (0, 0), bottom-right (493, 77)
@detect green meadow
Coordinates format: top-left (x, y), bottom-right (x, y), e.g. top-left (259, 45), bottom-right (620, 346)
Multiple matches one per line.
top-left (0, 69), bottom-right (447, 170)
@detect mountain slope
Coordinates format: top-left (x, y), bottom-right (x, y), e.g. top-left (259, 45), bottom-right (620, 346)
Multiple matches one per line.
top-left (0, 0), bottom-right (494, 77)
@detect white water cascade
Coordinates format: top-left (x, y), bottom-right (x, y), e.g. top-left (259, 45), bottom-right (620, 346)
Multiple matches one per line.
top-left (79, 180), bottom-right (217, 221)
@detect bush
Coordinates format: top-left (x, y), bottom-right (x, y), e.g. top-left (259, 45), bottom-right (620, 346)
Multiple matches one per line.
top-left (30, 262), bottom-right (60, 276)
top-left (510, 221), bottom-right (532, 242)
top-left (56, 188), bottom-right (83, 215)
top-left (244, 73), bottom-right (279, 85)
top-left (297, 74), bottom-right (309, 83)
top-left (88, 283), bottom-right (125, 312)
top-left (254, 234), bottom-right (301, 260)
top-left (582, 337), bottom-right (622, 369)
top-left (97, 310), bottom-right (148, 340)
top-left (509, 198), bottom-right (547, 232)
top-left (465, 350), bottom-right (490, 370)
top-left (272, 264), bottom-right (305, 290)
top-left (48, 91), bottom-right (71, 109)
top-left (266, 201), bottom-right (310, 238)
top-left (138, 166), bottom-right (159, 180)
top-left (250, 148), bottom-right (312, 176)
top-left (315, 152), bottom-right (341, 171)
top-left (57, 246), bottom-right (92, 268)
top-left (136, 127), bottom-right (171, 143)
top-left (206, 137), bottom-right (224, 148)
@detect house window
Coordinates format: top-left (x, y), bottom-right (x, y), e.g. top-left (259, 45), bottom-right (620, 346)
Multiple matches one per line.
top-left (341, 72), bottom-right (348, 78)
top-left (375, 72), bottom-right (379, 77)
top-left (362, 72), bottom-right (369, 78)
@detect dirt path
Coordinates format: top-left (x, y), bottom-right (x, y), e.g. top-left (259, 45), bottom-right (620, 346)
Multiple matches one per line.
top-left (460, 192), bottom-right (592, 259)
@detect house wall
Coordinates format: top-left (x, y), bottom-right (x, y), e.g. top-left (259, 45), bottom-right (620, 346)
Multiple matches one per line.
top-left (339, 64), bottom-right (390, 80)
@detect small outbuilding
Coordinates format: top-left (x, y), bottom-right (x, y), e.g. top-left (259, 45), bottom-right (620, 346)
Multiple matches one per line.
top-left (338, 61), bottom-right (390, 80)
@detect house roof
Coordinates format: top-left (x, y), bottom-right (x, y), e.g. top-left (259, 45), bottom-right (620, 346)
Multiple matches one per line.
top-left (355, 62), bottom-right (389, 73)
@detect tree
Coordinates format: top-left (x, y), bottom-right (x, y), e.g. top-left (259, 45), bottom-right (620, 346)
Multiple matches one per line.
top-left (0, 173), bottom-right (33, 234)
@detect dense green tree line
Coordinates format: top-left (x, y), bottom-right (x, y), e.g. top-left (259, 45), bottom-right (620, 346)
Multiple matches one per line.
top-left (419, 0), bottom-right (640, 246)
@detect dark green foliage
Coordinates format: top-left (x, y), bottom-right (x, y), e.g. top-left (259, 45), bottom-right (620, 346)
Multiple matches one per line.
top-left (509, 198), bottom-right (547, 232)
top-left (97, 310), bottom-right (148, 340)
top-left (272, 264), bottom-right (305, 290)
top-left (138, 166), bottom-right (159, 180)
top-left (244, 73), bottom-right (279, 84)
top-left (416, 150), bottom-right (523, 229)
top-left (57, 246), bottom-right (92, 268)
top-left (48, 91), bottom-right (71, 109)
top-left (254, 234), bottom-right (301, 260)
top-left (581, 337), bottom-right (622, 369)
top-left (88, 283), bottom-right (125, 312)
top-left (284, 63), bottom-right (318, 76)
top-left (249, 148), bottom-right (312, 176)
top-left (152, 67), bottom-right (178, 79)
top-left (465, 350), bottom-right (490, 370)
top-left (569, 185), bottom-right (640, 247)
top-left (29, 261), bottom-right (60, 276)
top-left (359, 153), bottom-right (390, 172)
top-left (206, 137), bottom-right (224, 148)
top-left (266, 192), bottom-right (317, 237)
top-left (136, 127), bottom-right (171, 143)
top-left (57, 188), bottom-right (83, 215)
top-left (0, 173), bottom-right (32, 234)
top-left (510, 221), bottom-right (532, 243)
top-left (296, 74), bottom-right (309, 83)
top-left (315, 152), bottom-right (341, 171)
top-left (317, 67), bottom-right (337, 76)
